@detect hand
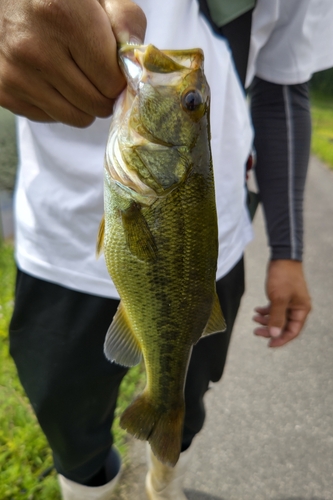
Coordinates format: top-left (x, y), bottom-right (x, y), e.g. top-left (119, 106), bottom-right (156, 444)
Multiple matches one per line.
top-left (253, 260), bottom-right (312, 348)
top-left (0, 0), bottom-right (146, 126)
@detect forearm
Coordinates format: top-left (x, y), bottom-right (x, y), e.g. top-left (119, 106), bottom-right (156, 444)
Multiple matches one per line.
top-left (249, 77), bottom-right (312, 261)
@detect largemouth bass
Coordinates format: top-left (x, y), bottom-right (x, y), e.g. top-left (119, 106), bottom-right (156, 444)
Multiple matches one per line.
top-left (99, 44), bottom-right (226, 466)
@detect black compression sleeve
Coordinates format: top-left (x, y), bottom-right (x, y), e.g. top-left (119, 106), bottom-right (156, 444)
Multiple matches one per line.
top-left (249, 77), bottom-right (312, 261)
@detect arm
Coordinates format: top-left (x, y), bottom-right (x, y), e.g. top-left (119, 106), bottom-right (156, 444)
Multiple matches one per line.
top-left (0, 0), bottom-right (146, 127)
top-left (249, 77), bottom-right (312, 347)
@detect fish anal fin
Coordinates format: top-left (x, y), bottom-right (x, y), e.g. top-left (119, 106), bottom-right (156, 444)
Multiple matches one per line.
top-left (121, 202), bottom-right (157, 262)
top-left (96, 216), bottom-right (105, 258)
top-left (104, 302), bottom-right (142, 367)
top-left (120, 391), bottom-right (184, 467)
top-left (202, 293), bottom-right (227, 337)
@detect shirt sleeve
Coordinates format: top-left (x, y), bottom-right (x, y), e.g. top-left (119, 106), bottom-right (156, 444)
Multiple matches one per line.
top-left (249, 77), bottom-right (312, 261)
top-left (247, 0), bottom-right (333, 87)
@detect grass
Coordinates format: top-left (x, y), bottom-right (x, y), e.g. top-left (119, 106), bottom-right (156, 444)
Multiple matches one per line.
top-left (311, 93), bottom-right (333, 170)
top-left (0, 242), bottom-right (145, 499)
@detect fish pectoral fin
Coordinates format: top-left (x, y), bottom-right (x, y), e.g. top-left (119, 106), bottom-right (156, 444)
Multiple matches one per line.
top-left (104, 302), bottom-right (143, 367)
top-left (201, 293), bottom-right (227, 337)
top-left (96, 215), bottom-right (105, 258)
top-left (121, 202), bottom-right (157, 261)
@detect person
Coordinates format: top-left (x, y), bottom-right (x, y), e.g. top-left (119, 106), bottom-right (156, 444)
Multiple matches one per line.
top-left (0, 0), bottom-right (332, 499)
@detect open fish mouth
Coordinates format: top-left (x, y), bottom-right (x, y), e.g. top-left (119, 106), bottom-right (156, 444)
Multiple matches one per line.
top-left (118, 43), bottom-right (205, 95)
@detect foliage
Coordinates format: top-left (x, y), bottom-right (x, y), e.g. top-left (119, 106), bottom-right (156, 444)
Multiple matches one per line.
top-left (310, 68), bottom-right (333, 98)
top-left (311, 93), bottom-right (333, 170)
top-left (0, 243), bottom-right (145, 499)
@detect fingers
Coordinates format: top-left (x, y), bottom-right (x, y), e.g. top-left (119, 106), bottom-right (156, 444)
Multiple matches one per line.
top-left (71, 0), bottom-right (147, 99)
top-left (102, 0), bottom-right (147, 43)
top-left (267, 296), bottom-right (289, 338)
top-left (253, 260), bottom-right (312, 348)
top-left (0, 0), bottom-right (146, 125)
top-left (0, 92), bottom-right (55, 123)
top-left (253, 305), bottom-right (269, 326)
top-left (253, 306), bottom-right (304, 346)
top-left (253, 304), bottom-right (282, 335)
top-left (268, 307), bottom-right (309, 348)
top-left (66, 0), bottom-right (125, 100)
top-left (0, 62), bottom-right (96, 127)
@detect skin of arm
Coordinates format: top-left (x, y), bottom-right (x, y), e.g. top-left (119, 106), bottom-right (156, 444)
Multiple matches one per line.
top-left (0, 0), bottom-right (146, 126)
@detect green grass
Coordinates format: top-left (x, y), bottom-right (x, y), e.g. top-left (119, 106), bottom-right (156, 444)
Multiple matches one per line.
top-left (311, 93), bottom-right (333, 170)
top-left (0, 243), bottom-right (145, 499)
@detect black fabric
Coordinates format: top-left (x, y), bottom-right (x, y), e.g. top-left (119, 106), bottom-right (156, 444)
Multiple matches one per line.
top-left (9, 259), bottom-right (244, 482)
top-left (198, 0), bottom-right (253, 87)
top-left (9, 271), bottom-right (127, 484)
top-left (182, 257), bottom-right (245, 450)
top-left (84, 447), bottom-right (120, 487)
top-left (249, 77), bottom-right (312, 260)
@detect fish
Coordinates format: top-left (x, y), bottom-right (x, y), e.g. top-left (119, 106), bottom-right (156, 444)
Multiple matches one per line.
top-left (98, 43), bottom-right (226, 467)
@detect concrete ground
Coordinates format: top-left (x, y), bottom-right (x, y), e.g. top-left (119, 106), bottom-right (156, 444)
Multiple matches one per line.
top-left (112, 156), bottom-right (333, 500)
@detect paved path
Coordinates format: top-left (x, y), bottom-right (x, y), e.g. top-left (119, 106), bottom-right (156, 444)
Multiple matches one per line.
top-left (113, 156), bottom-right (333, 500)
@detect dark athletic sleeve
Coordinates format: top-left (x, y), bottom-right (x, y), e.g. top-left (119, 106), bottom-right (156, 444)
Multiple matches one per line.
top-left (249, 77), bottom-right (312, 261)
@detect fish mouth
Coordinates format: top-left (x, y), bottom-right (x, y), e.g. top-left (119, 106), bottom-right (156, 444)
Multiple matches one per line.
top-left (118, 44), bottom-right (204, 96)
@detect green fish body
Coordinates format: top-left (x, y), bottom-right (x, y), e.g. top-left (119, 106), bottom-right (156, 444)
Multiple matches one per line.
top-left (100, 44), bottom-right (226, 466)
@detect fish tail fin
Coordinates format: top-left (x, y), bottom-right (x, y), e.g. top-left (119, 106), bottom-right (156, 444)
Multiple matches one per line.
top-left (120, 391), bottom-right (184, 467)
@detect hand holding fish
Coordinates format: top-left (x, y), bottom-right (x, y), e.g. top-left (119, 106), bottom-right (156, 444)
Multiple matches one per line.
top-left (0, 0), bottom-right (146, 126)
top-left (253, 260), bottom-right (312, 347)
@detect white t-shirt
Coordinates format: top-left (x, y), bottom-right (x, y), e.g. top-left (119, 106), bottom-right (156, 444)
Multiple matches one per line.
top-left (246, 0), bottom-right (333, 87)
top-left (15, 0), bottom-right (253, 298)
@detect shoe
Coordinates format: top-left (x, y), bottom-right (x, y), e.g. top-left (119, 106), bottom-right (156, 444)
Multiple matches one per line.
top-left (58, 447), bottom-right (121, 500)
top-left (145, 443), bottom-right (192, 500)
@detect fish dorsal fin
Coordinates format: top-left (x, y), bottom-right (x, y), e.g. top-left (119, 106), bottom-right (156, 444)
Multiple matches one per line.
top-left (96, 216), bottom-right (105, 257)
top-left (104, 302), bottom-right (143, 367)
top-left (202, 293), bottom-right (227, 337)
top-left (121, 202), bottom-right (157, 262)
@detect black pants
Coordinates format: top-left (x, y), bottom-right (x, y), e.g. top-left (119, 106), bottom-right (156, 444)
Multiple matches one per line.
top-left (9, 257), bottom-right (244, 484)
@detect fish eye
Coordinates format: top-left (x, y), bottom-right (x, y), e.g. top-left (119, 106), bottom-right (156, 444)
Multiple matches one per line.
top-left (182, 89), bottom-right (203, 111)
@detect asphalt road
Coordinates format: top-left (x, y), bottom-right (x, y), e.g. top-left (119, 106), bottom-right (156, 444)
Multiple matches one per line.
top-left (114, 156), bottom-right (333, 500)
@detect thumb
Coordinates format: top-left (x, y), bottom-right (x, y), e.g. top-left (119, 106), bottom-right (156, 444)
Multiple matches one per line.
top-left (102, 0), bottom-right (147, 43)
top-left (268, 298), bottom-right (288, 338)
